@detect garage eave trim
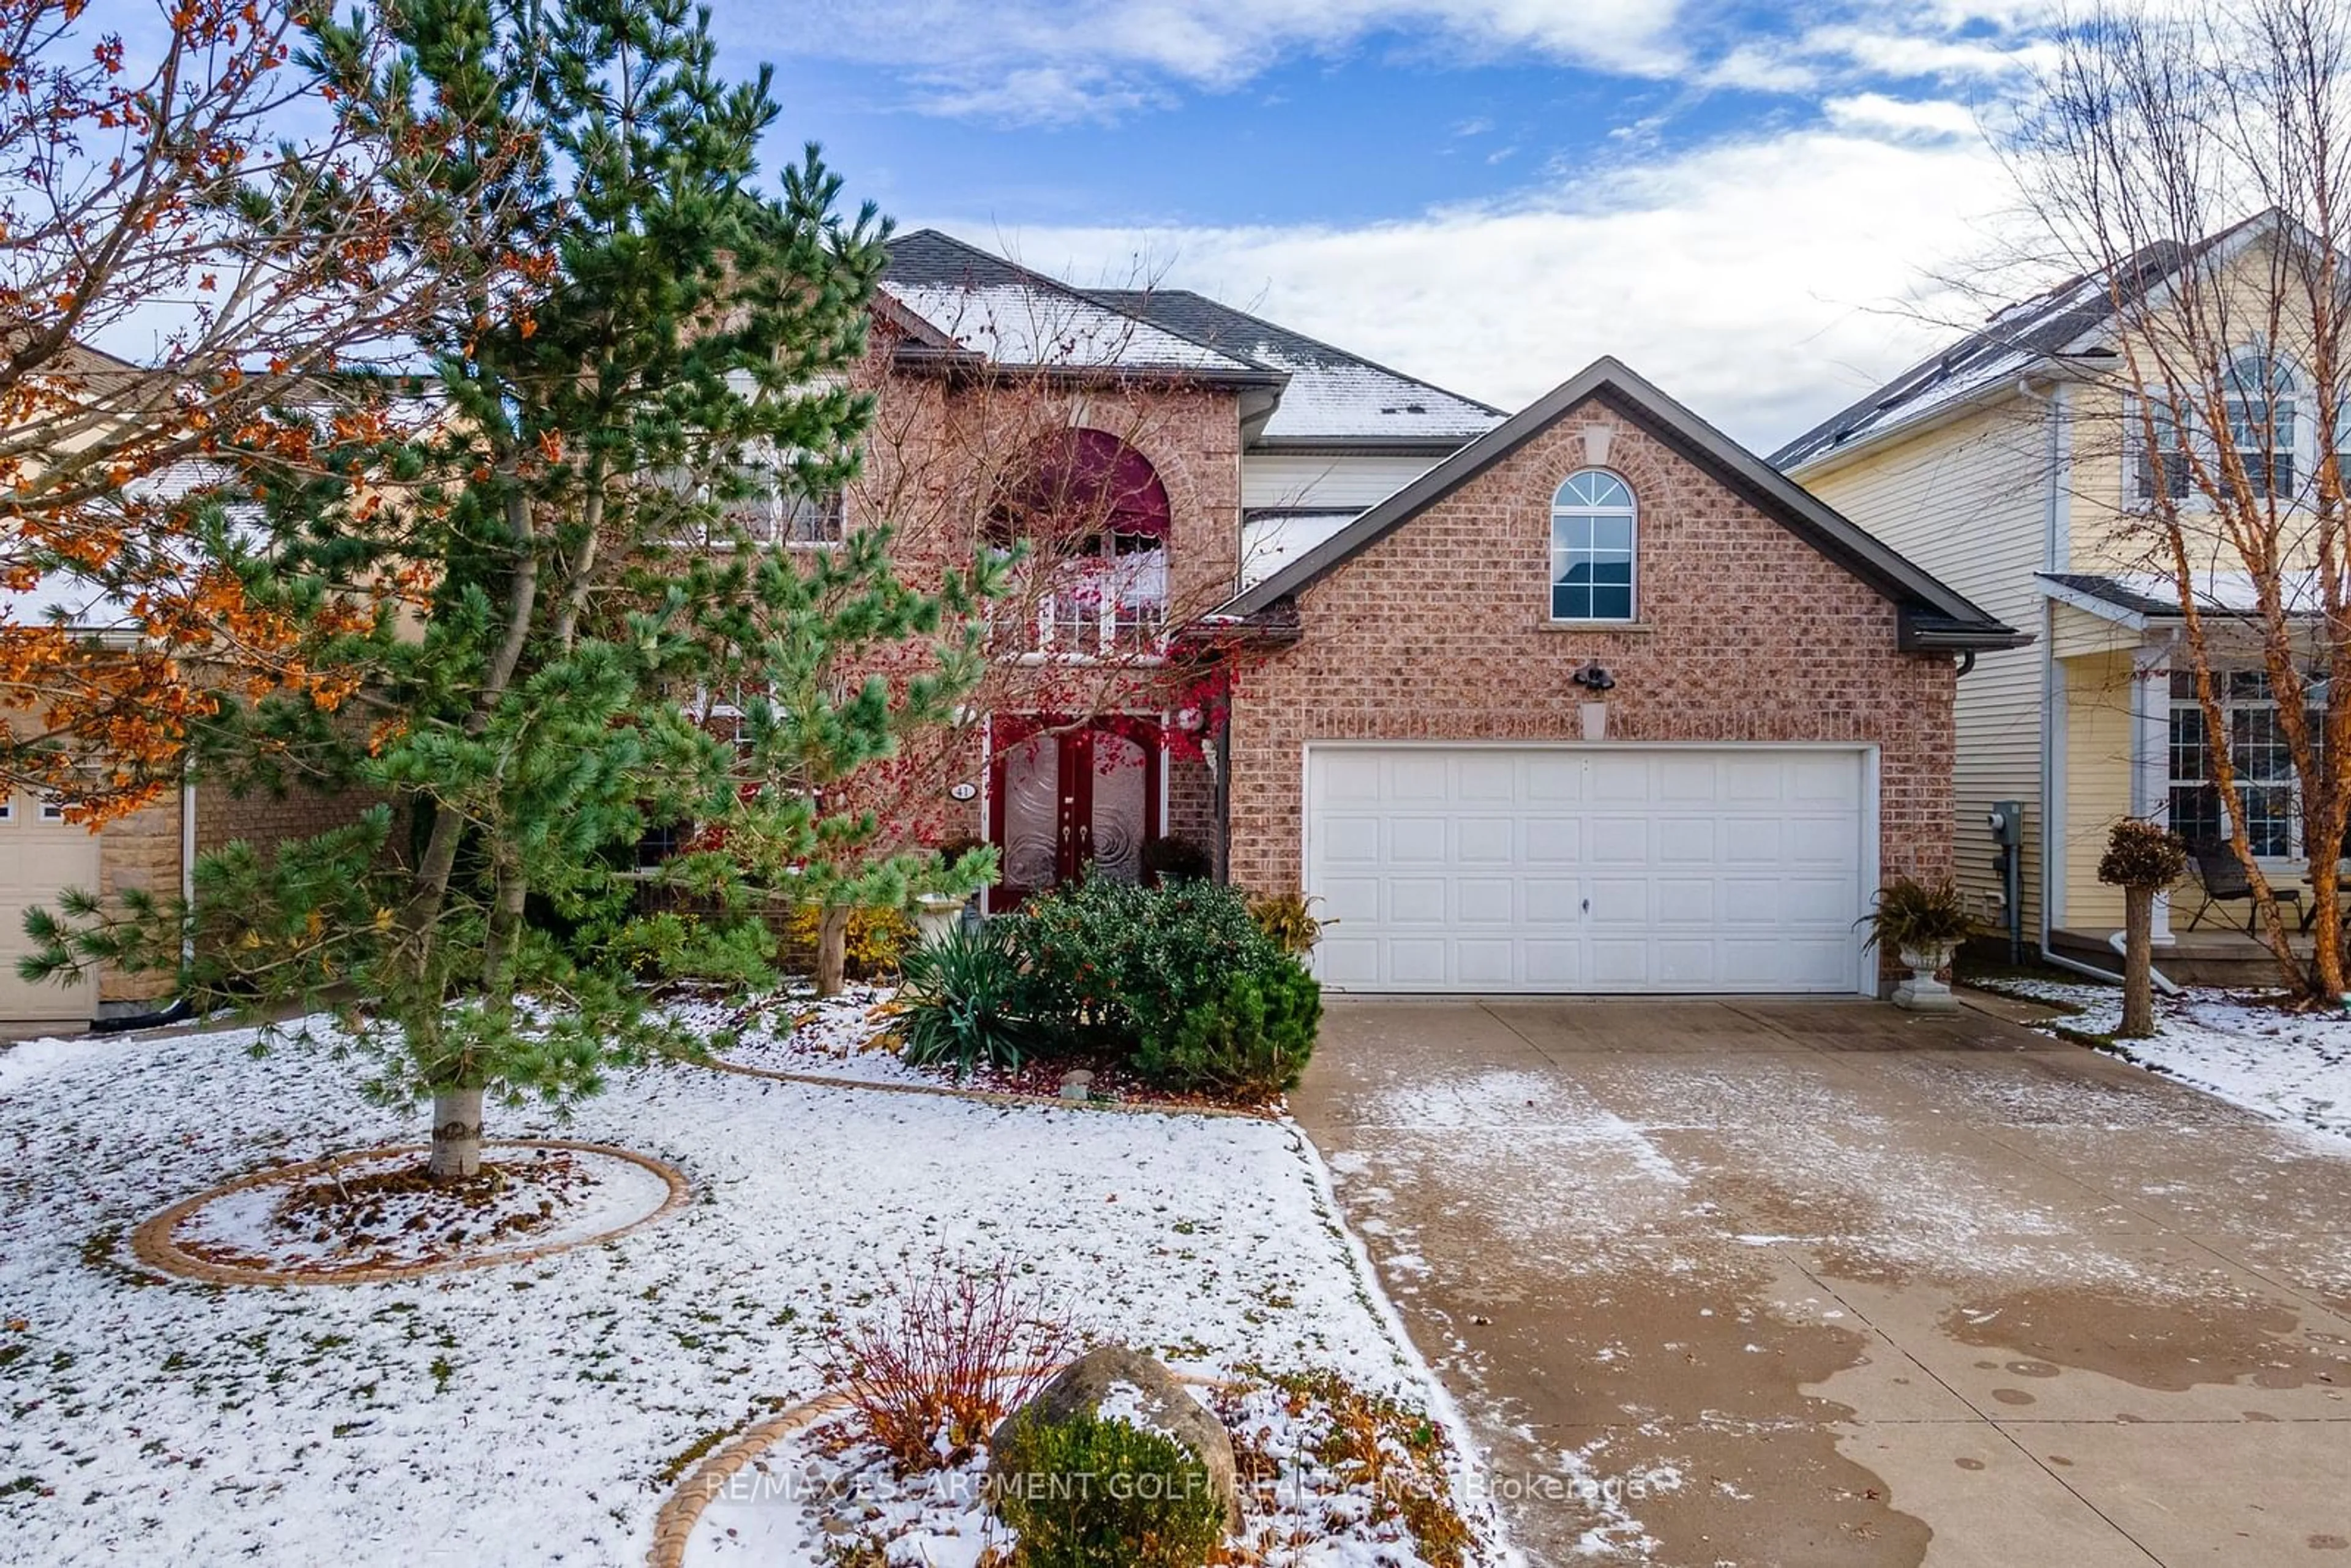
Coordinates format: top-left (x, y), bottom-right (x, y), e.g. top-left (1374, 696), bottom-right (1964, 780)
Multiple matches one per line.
top-left (1213, 355), bottom-right (2023, 651)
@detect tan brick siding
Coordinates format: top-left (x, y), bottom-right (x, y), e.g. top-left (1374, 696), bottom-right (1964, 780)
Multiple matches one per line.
top-left (96, 790), bottom-right (181, 1005)
top-left (1225, 397), bottom-right (1958, 907)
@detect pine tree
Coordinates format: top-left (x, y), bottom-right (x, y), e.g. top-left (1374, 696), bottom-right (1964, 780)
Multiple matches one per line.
top-left (24, 0), bottom-right (994, 1177)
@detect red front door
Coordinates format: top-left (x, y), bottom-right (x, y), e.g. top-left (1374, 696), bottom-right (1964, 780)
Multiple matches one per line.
top-left (988, 716), bottom-right (1162, 910)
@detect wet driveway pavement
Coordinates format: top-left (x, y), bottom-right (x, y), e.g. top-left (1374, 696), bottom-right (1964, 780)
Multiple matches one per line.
top-left (1290, 997), bottom-right (2351, 1567)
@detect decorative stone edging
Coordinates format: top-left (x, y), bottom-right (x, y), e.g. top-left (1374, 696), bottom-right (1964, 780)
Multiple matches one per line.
top-left (647, 1390), bottom-right (852, 1568)
top-left (696, 1052), bottom-right (1279, 1122)
top-left (645, 1367), bottom-right (1239, 1568)
top-left (129, 1138), bottom-right (693, 1288)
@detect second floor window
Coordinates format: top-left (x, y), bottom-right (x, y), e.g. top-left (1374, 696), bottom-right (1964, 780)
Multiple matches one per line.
top-left (2224, 352), bottom-right (2298, 497)
top-left (1550, 469), bottom-right (1637, 621)
top-left (991, 428), bottom-right (1172, 660)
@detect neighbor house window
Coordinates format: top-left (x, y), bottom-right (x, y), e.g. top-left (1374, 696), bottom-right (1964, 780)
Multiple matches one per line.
top-left (2169, 669), bottom-right (2309, 857)
top-left (1550, 470), bottom-right (1635, 621)
top-left (2224, 351), bottom-right (2298, 498)
top-left (2128, 394), bottom-right (2194, 505)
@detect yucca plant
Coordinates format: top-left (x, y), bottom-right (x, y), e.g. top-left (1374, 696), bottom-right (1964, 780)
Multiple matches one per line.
top-left (897, 923), bottom-right (1038, 1078)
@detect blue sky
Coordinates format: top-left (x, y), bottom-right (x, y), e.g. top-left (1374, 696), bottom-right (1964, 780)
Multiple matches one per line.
top-left (731, 0), bottom-right (2054, 446)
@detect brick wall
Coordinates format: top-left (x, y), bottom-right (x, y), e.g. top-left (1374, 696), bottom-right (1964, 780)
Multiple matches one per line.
top-left (197, 781), bottom-right (391, 862)
top-left (96, 790), bottom-right (182, 1007)
top-left (1225, 397), bottom-right (1958, 902)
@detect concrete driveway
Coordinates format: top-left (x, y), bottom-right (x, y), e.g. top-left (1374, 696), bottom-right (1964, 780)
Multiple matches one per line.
top-left (1291, 997), bottom-right (2351, 1567)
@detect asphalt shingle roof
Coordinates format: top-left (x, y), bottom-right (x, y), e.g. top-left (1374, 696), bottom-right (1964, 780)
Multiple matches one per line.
top-left (878, 232), bottom-right (1501, 447)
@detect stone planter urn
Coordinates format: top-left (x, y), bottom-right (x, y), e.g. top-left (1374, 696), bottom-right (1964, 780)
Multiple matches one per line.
top-left (1892, 940), bottom-right (1959, 1013)
top-left (912, 893), bottom-right (965, 948)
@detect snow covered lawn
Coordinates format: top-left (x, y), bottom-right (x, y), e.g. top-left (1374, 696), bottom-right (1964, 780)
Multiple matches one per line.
top-left (0, 1018), bottom-right (1477, 1566)
top-left (1978, 975), bottom-right (2351, 1141)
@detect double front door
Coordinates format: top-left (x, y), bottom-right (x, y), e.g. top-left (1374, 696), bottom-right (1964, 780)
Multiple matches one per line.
top-left (988, 716), bottom-right (1162, 910)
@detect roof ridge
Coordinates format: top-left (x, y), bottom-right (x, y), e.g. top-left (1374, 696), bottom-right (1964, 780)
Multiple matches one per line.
top-left (885, 230), bottom-right (1265, 375)
top-left (1093, 287), bottom-right (1505, 415)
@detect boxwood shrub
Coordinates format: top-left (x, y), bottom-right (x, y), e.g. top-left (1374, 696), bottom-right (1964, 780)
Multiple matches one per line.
top-left (1003, 878), bottom-right (1319, 1100)
top-left (988, 1411), bottom-right (1225, 1568)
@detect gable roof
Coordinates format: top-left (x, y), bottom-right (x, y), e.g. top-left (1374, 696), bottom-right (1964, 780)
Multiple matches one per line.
top-left (1218, 356), bottom-right (2027, 653)
top-left (1771, 210), bottom-right (2281, 473)
top-left (1090, 290), bottom-right (1504, 449)
top-left (879, 231), bottom-right (1279, 384)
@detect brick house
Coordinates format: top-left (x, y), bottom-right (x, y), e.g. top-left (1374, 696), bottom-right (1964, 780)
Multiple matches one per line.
top-left (871, 241), bottom-right (2023, 996)
top-left (0, 234), bottom-right (2020, 1023)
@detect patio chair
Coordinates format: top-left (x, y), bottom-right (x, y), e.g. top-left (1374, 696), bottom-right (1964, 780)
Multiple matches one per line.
top-left (2186, 841), bottom-right (2301, 933)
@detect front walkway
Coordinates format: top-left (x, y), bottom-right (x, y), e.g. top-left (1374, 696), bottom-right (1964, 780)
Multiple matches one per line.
top-left (1290, 997), bottom-right (2351, 1566)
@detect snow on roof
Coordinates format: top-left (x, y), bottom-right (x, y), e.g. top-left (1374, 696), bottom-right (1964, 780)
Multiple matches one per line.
top-left (1773, 214), bottom-right (2290, 473)
top-left (1095, 290), bottom-right (1504, 444)
top-left (880, 234), bottom-right (1499, 446)
top-left (1240, 508), bottom-right (1361, 589)
top-left (2041, 569), bottom-right (2332, 620)
top-left (880, 232), bottom-right (1263, 377)
top-left (877, 282), bottom-right (1260, 375)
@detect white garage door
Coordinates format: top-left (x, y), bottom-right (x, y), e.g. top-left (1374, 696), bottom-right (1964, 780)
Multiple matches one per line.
top-left (0, 792), bottom-right (100, 1024)
top-left (1306, 745), bottom-right (1873, 995)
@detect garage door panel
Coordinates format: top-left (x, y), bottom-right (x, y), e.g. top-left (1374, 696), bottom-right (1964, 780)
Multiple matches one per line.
top-left (1389, 878), bottom-right (1447, 923)
top-left (1322, 817), bottom-right (1382, 864)
top-left (1792, 755), bottom-right (1864, 802)
top-left (1521, 943), bottom-right (1575, 985)
top-left (1305, 747), bottom-right (1868, 996)
top-left (1390, 818), bottom-right (1447, 862)
top-left (1588, 820), bottom-right (1650, 864)
top-left (1722, 820), bottom-right (1783, 863)
top-left (1455, 756), bottom-right (1517, 801)
top-left (1391, 757), bottom-right (1449, 800)
top-left (1785, 937), bottom-right (1858, 988)
top-left (1455, 878), bottom-right (1515, 923)
top-left (1591, 757), bottom-right (1651, 800)
top-left (1320, 754), bottom-right (1384, 801)
top-left (1659, 759), bottom-right (1720, 801)
top-left (1525, 879), bottom-right (1583, 923)
top-left (1655, 939), bottom-right (1720, 985)
top-left (1455, 818), bottom-right (1513, 863)
top-left (1456, 939), bottom-right (1515, 985)
top-left (1589, 938), bottom-right (1652, 986)
top-left (1589, 876), bottom-right (1649, 921)
top-left (1526, 758), bottom-right (1584, 801)
top-left (1655, 820), bottom-right (1719, 863)
top-left (1785, 876), bottom-right (1858, 921)
top-left (1318, 937), bottom-right (1382, 986)
top-left (1321, 876), bottom-right (1383, 923)
top-left (1788, 817), bottom-right (1861, 865)
top-left (0, 801), bottom-right (103, 1024)
top-left (1525, 819), bottom-right (1583, 863)
top-left (1389, 939), bottom-right (1449, 985)
top-left (1654, 878), bottom-right (1716, 923)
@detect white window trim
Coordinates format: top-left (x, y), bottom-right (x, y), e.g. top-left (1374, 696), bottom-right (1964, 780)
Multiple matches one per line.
top-left (2166, 671), bottom-right (2312, 861)
top-left (1005, 538), bottom-right (1169, 662)
top-left (2126, 351), bottom-right (2335, 512)
top-left (1548, 470), bottom-right (1638, 624)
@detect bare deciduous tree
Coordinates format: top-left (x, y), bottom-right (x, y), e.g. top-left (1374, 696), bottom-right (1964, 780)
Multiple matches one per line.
top-left (2002, 0), bottom-right (2351, 997)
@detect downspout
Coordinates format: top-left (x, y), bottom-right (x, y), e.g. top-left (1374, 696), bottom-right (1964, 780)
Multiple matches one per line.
top-left (2016, 376), bottom-right (2176, 992)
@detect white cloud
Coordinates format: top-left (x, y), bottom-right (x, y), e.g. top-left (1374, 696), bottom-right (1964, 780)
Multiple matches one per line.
top-left (1823, 92), bottom-right (1981, 138)
top-left (929, 120), bottom-right (2019, 449)
top-left (795, 0), bottom-right (2050, 122)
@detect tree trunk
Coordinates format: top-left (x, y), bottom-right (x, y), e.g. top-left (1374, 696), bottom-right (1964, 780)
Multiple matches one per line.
top-left (429, 1086), bottom-right (484, 1179)
top-left (816, 904), bottom-right (850, 997)
top-left (2120, 886), bottom-right (2156, 1038)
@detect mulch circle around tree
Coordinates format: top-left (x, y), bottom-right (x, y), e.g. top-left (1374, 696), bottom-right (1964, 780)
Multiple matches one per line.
top-left (129, 1138), bottom-right (692, 1287)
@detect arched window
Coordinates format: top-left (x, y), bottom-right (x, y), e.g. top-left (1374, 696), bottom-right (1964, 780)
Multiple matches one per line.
top-left (989, 429), bottom-right (1171, 656)
top-left (2224, 351), bottom-right (2299, 497)
top-left (1550, 470), bottom-right (1635, 622)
